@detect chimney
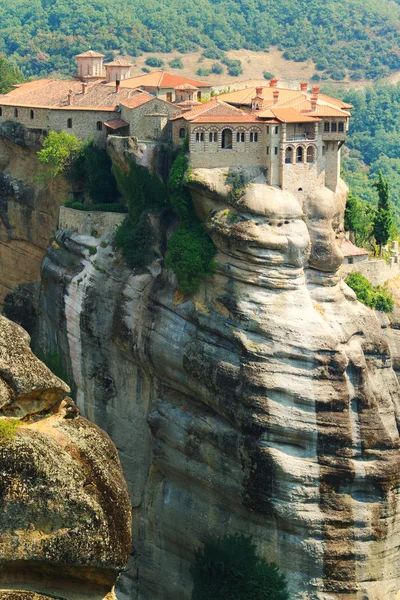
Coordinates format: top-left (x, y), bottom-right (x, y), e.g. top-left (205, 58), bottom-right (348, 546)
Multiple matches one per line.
top-left (256, 86), bottom-right (263, 97)
top-left (311, 85), bottom-right (319, 111)
top-left (269, 78), bottom-right (278, 88)
top-left (300, 81), bottom-right (308, 92)
top-left (115, 79), bottom-right (120, 93)
top-left (67, 89), bottom-right (73, 105)
top-left (81, 82), bottom-right (88, 94)
top-left (273, 89), bottom-right (279, 105)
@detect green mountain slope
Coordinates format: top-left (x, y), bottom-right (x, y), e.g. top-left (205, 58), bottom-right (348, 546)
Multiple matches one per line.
top-left (2, 0), bottom-right (400, 79)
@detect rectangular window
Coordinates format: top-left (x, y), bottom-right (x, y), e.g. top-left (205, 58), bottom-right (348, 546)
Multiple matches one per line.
top-left (250, 132), bottom-right (254, 142)
top-left (338, 122), bottom-right (344, 132)
top-left (266, 146), bottom-right (269, 155)
top-left (266, 126), bottom-right (270, 134)
top-left (324, 122), bottom-right (330, 132)
top-left (213, 132), bottom-right (217, 142)
top-left (209, 132), bottom-right (213, 142)
top-left (166, 92), bottom-right (172, 102)
top-left (275, 126), bottom-right (279, 134)
top-left (331, 122), bottom-right (337, 132)
top-left (322, 146), bottom-right (326, 156)
top-left (274, 147), bottom-right (278, 155)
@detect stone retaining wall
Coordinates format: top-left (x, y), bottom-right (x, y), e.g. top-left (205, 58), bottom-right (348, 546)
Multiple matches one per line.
top-left (342, 259), bottom-right (400, 287)
top-left (58, 206), bottom-right (125, 237)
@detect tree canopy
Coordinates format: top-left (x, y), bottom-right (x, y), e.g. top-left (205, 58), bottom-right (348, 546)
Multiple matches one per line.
top-left (1, 0), bottom-right (400, 79)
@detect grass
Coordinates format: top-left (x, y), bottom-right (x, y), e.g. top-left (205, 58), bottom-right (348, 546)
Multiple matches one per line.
top-left (0, 419), bottom-right (21, 444)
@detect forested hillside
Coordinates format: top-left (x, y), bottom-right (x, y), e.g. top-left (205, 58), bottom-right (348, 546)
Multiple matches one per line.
top-left (2, 0), bottom-right (400, 80)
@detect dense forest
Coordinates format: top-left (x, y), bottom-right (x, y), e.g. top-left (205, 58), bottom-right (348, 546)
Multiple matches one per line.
top-left (2, 0), bottom-right (400, 80)
top-left (321, 82), bottom-right (400, 225)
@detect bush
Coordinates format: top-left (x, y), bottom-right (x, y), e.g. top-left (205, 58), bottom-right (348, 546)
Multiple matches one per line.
top-left (345, 272), bottom-right (394, 312)
top-left (114, 214), bottom-right (157, 269)
top-left (169, 57), bottom-right (184, 69)
top-left (0, 419), bottom-right (21, 444)
top-left (37, 130), bottom-right (82, 180)
top-left (197, 67), bottom-right (211, 77)
top-left (64, 199), bottom-right (128, 213)
top-left (263, 70), bottom-right (275, 80)
top-left (190, 534), bottom-right (289, 600)
top-left (145, 56), bottom-right (164, 67)
top-left (141, 67), bottom-right (150, 73)
top-left (211, 62), bottom-right (223, 74)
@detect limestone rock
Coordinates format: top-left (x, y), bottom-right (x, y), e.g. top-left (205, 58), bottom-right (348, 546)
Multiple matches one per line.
top-left (21, 167), bottom-right (400, 599)
top-left (0, 315), bottom-right (131, 600)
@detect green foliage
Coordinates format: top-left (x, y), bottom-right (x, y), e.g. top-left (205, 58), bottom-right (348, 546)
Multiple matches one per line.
top-left (142, 67), bottom-right (151, 73)
top-left (166, 153), bottom-right (216, 294)
top-left (79, 141), bottom-right (120, 204)
top-left (190, 534), bottom-right (289, 600)
top-left (372, 170), bottom-right (396, 249)
top-left (197, 67), bottom-right (211, 77)
top-left (169, 57), bottom-right (184, 69)
top-left (37, 130), bottom-right (81, 180)
top-left (226, 171), bottom-right (247, 204)
top-left (0, 419), bottom-right (21, 444)
top-left (64, 199), bottom-right (128, 212)
top-left (145, 56), bottom-right (164, 67)
top-left (211, 62), bottom-right (223, 75)
top-left (221, 56), bottom-right (243, 77)
top-left (263, 71), bottom-right (275, 80)
top-left (3, 1), bottom-right (400, 80)
top-left (345, 272), bottom-right (394, 312)
top-left (0, 57), bottom-right (24, 94)
top-left (344, 192), bottom-right (375, 247)
top-left (113, 162), bottom-right (167, 269)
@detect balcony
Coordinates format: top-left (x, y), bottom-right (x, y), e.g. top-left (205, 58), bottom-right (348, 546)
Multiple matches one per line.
top-left (322, 131), bottom-right (346, 142)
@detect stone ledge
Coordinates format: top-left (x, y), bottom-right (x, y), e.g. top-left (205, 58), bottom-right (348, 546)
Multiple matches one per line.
top-left (58, 206), bottom-right (125, 237)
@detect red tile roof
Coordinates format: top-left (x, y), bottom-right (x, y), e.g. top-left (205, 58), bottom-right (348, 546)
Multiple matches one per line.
top-left (342, 239), bottom-right (369, 257)
top-left (105, 70), bottom-right (211, 90)
top-left (104, 118), bottom-right (129, 130)
top-left (171, 98), bottom-right (247, 121)
top-left (76, 50), bottom-right (104, 58)
top-left (105, 58), bottom-right (133, 67)
top-left (120, 92), bottom-right (154, 108)
top-left (191, 115), bottom-right (260, 123)
top-left (260, 107), bottom-right (320, 123)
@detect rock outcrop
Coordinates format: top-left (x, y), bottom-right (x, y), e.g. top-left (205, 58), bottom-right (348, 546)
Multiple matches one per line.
top-left (0, 315), bottom-right (132, 600)
top-left (21, 159), bottom-right (400, 600)
top-left (0, 123), bottom-right (69, 308)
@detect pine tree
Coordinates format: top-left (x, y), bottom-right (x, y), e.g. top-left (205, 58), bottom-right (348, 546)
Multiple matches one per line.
top-left (372, 170), bottom-right (395, 255)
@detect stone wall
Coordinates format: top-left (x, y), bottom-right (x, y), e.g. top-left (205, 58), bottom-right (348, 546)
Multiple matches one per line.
top-left (342, 258), bottom-right (400, 286)
top-left (121, 98), bottom-right (181, 142)
top-left (58, 206), bottom-right (126, 236)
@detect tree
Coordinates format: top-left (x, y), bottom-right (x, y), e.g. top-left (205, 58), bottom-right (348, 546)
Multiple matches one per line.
top-left (37, 130), bottom-right (82, 180)
top-left (372, 170), bottom-right (395, 254)
top-left (190, 534), bottom-right (289, 600)
top-left (0, 57), bottom-right (25, 94)
top-left (344, 192), bottom-right (375, 248)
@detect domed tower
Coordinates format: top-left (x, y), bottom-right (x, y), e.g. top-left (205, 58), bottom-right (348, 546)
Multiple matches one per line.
top-left (104, 58), bottom-right (133, 83)
top-left (75, 50), bottom-right (105, 80)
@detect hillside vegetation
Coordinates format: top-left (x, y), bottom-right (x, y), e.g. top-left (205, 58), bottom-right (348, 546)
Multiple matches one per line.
top-left (2, 0), bottom-right (400, 80)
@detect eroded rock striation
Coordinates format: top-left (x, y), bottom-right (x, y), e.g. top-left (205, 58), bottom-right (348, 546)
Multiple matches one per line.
top-left (0, 315), bottom-right (131, 600)
top-left (10, 161), bottom-right (400, 599)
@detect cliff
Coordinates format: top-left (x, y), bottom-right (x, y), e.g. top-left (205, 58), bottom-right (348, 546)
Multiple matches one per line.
top-left (12, 157), bottom-right (400, 599)
top-left (0, 122), bottom-right (69, 308)
top-left (0, 314), bottom-right (132, 599)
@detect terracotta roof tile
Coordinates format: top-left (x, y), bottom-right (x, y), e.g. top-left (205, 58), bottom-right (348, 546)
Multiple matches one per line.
top-left (105, 70), bottom-right (211, 90)
top-left (259, 107), bottom-right (319, 123)
top-left (104, 118), bottom-right (129, 129)
top-left (120, 92), bottom-right (154, 108)
top-left (76, 50), bottom-right (104, 58)
top-left (191, 115), bottom-right (261, 123)
top-left (174, 83), bottom-right (199, 90)
top-left (105, 58), bottom-right (133, 67)
top-left (172, 98), bottom-right (247, 121)
top-left (342, 239), bottom-right (369, 257)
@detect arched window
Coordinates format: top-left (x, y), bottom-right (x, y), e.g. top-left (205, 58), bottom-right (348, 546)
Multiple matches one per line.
top-left (179, 127), bottom-right (186, 139)
top-left (30, 109), bottom-right (34, 120)
top-left (14, 108), bottom-right (18, 118)
top-left (296, 146), bottom-right (303, 163)
top-left (236, 132), bottom-right (245, 142)
top-left (221, 128), bottom-right (232, 149)
top-left (96, 121), bottom-right (103, 131)
top-left (250, 131), bottom-right (258, 142)
top-left (195, 132), bottom-right (204, 142)
top-left (67, 118), bottom-right (72, 129)
top-left (285, 147), bottom-right (293, 164)
top-left (208, 131), bottom-right (217, 142)
top-left (306, 146), bottom-right (314, 163)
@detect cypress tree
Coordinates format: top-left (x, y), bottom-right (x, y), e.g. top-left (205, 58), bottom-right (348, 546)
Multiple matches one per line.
top-left (372, 170), bottom-right (394, 255)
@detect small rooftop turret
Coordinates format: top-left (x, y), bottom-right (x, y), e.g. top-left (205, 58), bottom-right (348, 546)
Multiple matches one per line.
top-left (76, 50), bottom-right (104, 79)
top-left (104, 58), bottom-right (133, 83)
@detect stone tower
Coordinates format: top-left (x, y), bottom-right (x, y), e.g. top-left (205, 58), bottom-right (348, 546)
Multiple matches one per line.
top-left (76, 50), bottom-right (105, 79)
top-left (104, 58), bottom-right (133, 82)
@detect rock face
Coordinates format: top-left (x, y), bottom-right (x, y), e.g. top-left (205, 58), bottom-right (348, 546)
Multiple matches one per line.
top-left (0, 315), bottom-right (132, 600)
top-left (0, 123), bottom-right (69, 308)
top-left (10, 163), bottom-right (400, 599)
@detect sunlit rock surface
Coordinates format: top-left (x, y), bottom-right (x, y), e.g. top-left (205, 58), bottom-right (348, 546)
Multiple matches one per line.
top-left (22, 165), bottom-right (400, 599)
top-left (0, 315), bottom-right (131, 600)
